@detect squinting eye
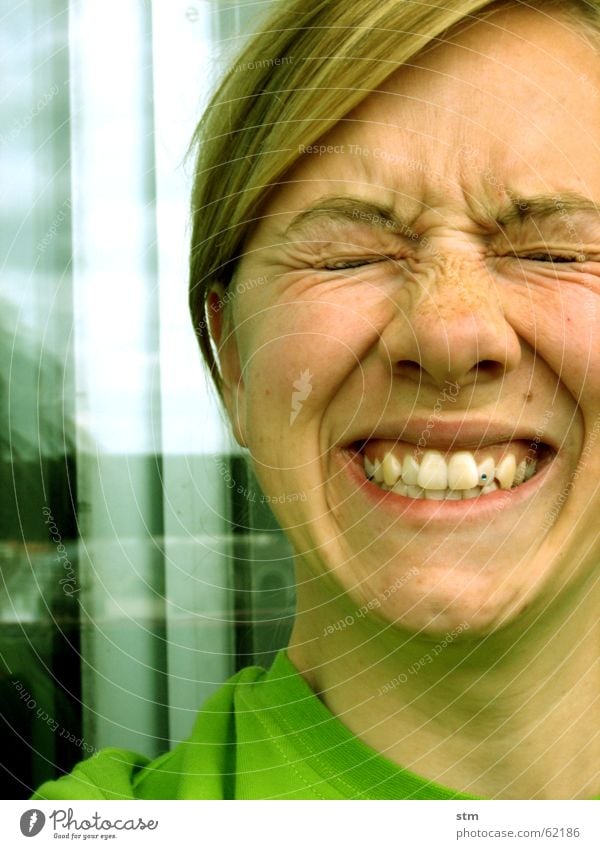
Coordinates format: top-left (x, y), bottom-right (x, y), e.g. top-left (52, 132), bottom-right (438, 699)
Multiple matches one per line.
top-left (322, 258), bottom-right (383, 270)
top-left (520, 252), bottom-right (584, 263)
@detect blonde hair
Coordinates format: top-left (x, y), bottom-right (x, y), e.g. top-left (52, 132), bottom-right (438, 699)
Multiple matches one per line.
top-left (188, 0), bottom-right (600, 396)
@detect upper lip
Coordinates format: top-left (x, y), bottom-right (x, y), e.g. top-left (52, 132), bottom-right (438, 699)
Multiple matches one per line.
top-left (349, 419), bottom-right (557, 452)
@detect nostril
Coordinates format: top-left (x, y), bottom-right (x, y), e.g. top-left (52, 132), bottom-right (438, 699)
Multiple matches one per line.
top-left (473, 360), bottom-right (506, 381)
top-left (394, 361), bottom-right (425, 379)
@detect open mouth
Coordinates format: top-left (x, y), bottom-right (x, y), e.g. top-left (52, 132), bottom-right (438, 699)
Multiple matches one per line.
top-left (349, 439), bottom-right (555, 501)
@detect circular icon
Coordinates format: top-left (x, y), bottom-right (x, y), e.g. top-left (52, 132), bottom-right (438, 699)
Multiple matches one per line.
top-left (19, 810), bottom-right (46, 837)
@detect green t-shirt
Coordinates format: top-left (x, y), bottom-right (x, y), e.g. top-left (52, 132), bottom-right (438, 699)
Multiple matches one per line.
top-left (30, 649), bottom-right (593, 800)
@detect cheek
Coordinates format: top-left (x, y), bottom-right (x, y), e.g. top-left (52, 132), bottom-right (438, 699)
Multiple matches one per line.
top-left (239, 289), bottom-right (385, 435)
top-left (503, 276), bottom-right (600, 413)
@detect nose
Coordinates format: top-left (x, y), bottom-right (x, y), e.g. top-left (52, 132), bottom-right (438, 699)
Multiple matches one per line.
top-left (379, 252), bottom-right (522, 389)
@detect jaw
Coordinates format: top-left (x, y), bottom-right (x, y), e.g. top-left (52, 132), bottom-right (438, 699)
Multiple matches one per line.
top-left (246, 418), bottom-right (594, 636)
top-left (297, 440), bottom-right (578, 635)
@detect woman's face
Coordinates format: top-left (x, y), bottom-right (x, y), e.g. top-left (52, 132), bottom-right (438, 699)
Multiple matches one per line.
top-left (215, 6), bottom-right (600, 634)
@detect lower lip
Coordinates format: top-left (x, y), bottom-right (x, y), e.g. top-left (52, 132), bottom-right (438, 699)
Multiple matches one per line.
top-left (336, 447), bottom-right (557, 526)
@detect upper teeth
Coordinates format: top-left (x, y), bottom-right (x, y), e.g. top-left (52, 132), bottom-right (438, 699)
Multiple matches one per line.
top-left (447, 451), bottom-right (479, 489)
top-left (365, 449), bottom-right (536, 499)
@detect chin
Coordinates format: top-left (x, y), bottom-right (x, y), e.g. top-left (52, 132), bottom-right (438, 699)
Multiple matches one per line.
top-left (364, 563), bottom-right (546, 639)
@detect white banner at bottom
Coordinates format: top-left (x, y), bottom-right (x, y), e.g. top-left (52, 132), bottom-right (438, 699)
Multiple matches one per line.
top-left (1, 800), bottom-right (598, 849)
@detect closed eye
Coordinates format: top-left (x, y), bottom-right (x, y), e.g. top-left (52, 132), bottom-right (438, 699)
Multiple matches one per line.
top-left (519, 252), bottom-right (585, 263)
top-left (321, 257), bottom-right (386, 270)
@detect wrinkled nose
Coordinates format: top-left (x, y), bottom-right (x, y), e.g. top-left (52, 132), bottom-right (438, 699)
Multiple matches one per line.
top-left (379, 252), bottom-right (522, 389)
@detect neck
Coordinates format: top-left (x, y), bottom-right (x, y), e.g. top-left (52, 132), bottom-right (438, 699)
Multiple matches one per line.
top-left (287, 561), bottom-right (600, 800)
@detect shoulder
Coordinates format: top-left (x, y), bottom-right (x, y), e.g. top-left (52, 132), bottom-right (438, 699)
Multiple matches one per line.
top-left (32, 664), bottom-right (267, 801)
top-left (31, 748), bottom-right (150, 801)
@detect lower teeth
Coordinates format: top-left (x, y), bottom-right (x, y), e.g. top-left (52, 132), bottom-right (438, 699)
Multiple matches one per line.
top-left (370, 476), bottom-right (532, 500)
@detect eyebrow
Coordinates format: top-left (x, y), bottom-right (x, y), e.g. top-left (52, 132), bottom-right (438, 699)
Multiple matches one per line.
top-left (282, 196), bottom-right (415, 239)
top-left (282, 192), bottom-right (600, 240)
top-left (495, 192), bottom-right (600, 227)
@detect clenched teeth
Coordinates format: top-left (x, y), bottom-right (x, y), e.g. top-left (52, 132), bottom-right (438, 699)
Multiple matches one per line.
top-left (364, 447), bottom-right (537, 500)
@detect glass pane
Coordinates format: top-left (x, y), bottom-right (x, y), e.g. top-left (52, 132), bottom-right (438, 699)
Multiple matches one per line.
top-left (1, 0), bottom-right (296, 797)
top-left (0, 0), bottom-right (81, 798)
